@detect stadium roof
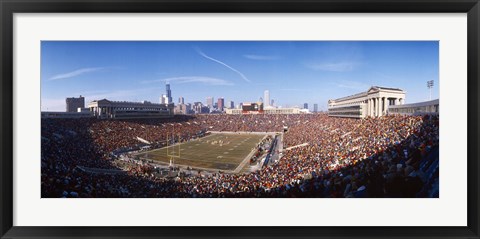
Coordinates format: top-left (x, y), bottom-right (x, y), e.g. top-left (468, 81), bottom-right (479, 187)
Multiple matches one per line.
top-left (369, 86), bottom-right (404, 92)
top-left (331, 86), bottom-right (405, 102)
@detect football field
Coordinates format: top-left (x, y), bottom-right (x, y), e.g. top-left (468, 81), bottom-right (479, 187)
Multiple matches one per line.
top-left (135, 133), bottom-right (267, 172)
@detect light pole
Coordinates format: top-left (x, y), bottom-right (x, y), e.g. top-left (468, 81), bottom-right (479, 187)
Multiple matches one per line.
top-left (427, 80), bottom-right (434, 100)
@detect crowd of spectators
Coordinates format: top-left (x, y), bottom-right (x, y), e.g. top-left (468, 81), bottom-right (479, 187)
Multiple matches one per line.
top-left (41, 113), bottom-right (439, 198)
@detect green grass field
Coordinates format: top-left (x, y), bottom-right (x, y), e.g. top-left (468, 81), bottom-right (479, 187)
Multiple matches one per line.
top-left (135, 133), bottom-right (267, 172)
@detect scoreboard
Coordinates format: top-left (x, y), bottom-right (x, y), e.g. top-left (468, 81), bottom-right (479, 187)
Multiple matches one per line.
top-left (242, 102), bottom-right (264, 114)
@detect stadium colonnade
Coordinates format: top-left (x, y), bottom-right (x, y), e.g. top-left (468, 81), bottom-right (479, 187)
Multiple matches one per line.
top-left (328, 86), bottom-right (406, 118)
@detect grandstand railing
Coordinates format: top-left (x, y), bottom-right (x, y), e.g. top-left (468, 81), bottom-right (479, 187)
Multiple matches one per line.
top-left (263, 135), bottom-right (278, 167)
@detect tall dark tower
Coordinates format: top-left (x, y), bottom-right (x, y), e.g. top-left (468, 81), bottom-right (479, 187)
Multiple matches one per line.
top-left (66, 95), bottom-right (85, 112)
top-left (166, 83), bottom-right (173, 104)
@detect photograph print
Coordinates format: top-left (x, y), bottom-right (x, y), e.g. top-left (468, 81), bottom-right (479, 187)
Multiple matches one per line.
top-left (41, 41), bottom-right (439, 198)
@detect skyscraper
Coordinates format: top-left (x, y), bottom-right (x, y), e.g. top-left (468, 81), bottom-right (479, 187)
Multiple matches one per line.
top-left (217, 97), bottom-right (225, 111)
top-left (271, 99), bottom-right (274, 107)
top-left (264, 90), bottom-right (270, 107)
top-left (193, 102), bottom-right (203, 114)
top-left (179, 97), bottom-right (184, 104)
top-left (65, 95), bottom-right (85, 112)
top-left (206, 97), bottom-right (214, 108)
top-left (314, 103), bottom-right (318, 112)
top-left (228, 101), bottom-right (234, 109)
top-left (165, 83), bottom-right (173, 104)
top-left (304, 103), bottom-right (308, 110)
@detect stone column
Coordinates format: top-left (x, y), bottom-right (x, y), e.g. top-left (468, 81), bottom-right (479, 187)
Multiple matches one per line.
top-left (370, 98), bottom-right (373, 117)
top-left (377, 97), bottom-right (381, 116)
top-left (378, 97), bottom-right (382, 117)
top-left (367, 99), bottom-right (372, 116)
top-left (383, 97), bottom-right (387, 115)
top-left (372, 98), bottom-right (375, 117)
top-left (377, 97), bottom-right (380, 117)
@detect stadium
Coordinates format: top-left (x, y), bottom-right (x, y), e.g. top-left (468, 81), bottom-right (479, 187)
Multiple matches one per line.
top-left (41, 109), bottom-right (439, 198)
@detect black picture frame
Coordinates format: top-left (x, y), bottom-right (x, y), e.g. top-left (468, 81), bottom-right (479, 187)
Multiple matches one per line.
top-left (1, 0), bottom-right (479, 238)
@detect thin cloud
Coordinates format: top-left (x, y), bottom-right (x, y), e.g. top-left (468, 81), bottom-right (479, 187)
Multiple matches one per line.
top-left (306, 62), bottom-right (360, 72)
top-left (195, 48), bottom-right (250, 82)
top-left (82, 87), bottom-right (162, 102)
top-left (243, 54), bottom-right (281, 60)
top-left (277, 88), bottom-right (313, 92)
top-left (49, 67), bottom-right (105, 81)
top-left (335, 80), bottom-right (370, 91)
top-left (143, 76), bottom-right (234, 86)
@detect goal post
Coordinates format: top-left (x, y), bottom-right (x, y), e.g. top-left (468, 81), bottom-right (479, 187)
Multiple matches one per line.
top-left (167, 127), bottom-right (181, 168)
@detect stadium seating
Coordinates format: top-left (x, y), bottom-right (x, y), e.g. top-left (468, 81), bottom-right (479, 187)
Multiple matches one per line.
top-left (41, 113), bottom-right (439, 198)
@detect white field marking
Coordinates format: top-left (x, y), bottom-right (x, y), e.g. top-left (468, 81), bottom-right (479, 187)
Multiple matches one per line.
top-left (135, 133), bottom-right (267, 173)
top-left (131, 133), bottom-right (218, 158)
top-left (224, 152), bottom-right (229, 154)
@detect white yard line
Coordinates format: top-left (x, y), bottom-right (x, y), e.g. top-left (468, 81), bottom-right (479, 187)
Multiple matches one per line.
top-left (134, 133), bottom-right (217, 155)
top-left (136, 132), bottom-right (268, 174)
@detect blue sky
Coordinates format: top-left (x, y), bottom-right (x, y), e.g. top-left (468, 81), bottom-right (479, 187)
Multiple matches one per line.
top-left (41, 41), bottom-right (439, 111)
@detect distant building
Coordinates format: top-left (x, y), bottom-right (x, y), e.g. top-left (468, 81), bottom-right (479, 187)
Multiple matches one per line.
top-left (66, 95), bottom-right (85, 113)
top-left (201, 106), bottom-right (209, 113)
top-left (193, 102), bottom-right (210, 114)
top-left (174, 103), bottom-right (191, 115)
top-left (186, 103), bottom-right (193, 114)
top-left (271, 99), bottom-right (275, 107)
top-left (228, 101), bottom-right (234, 109)
top-left (165, 83), bottom-right (173, 104)
top-left (193, 102), bottom-right (202, 114)
top-left (88, 99), bottom-right (174, 119)
top-left (206, 97), bottom-right (214, 109)
top-left (226, 107), bottom-right (307, 115)
top-left (217, 97), bottom-right (225, 111)
top-left (313, 104), bottom-right (318, 112)
top-left (242, 102), bottom-right (263, 114)
top-left (328, 86), bottom-right (406, 118)
top-left (264, 107), bottom-right (307, 114)
top-left (179, 97), bottom-right (184, 104)
top-left (264, 90), bottom-right (270, 107)
top-left (303, 103), bottom-right (308, 110)
top-left (77, 107), bottom-right (90, 113)
top-left (388, 99), bottom-right (439, 116)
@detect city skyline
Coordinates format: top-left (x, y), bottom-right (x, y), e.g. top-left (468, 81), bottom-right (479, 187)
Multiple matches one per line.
top-left (41, 41), bottom-right (439, 111)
